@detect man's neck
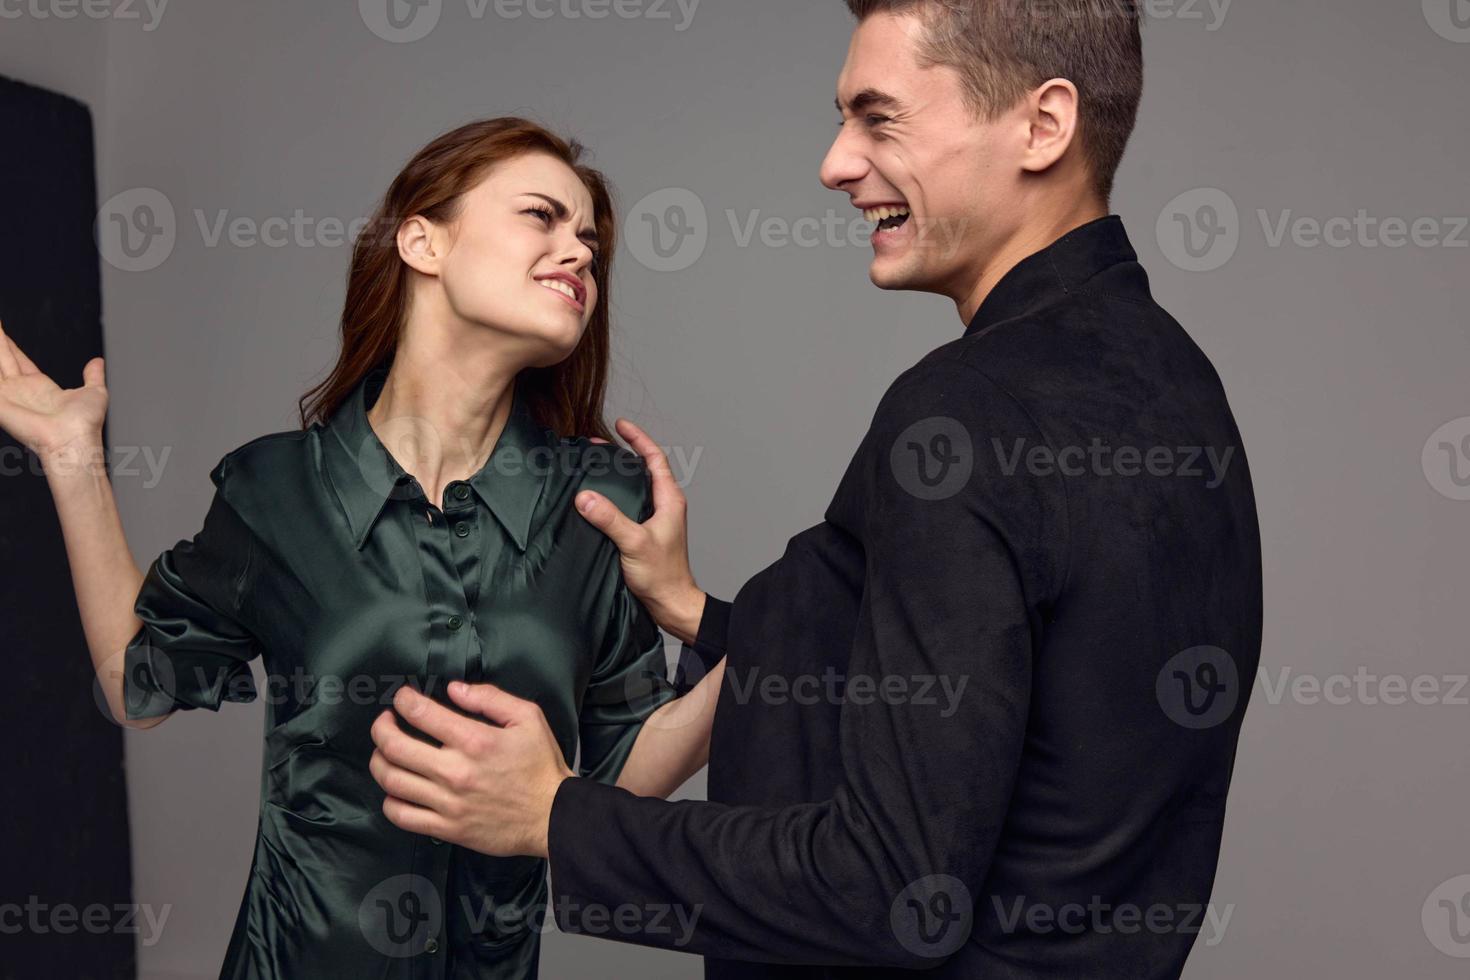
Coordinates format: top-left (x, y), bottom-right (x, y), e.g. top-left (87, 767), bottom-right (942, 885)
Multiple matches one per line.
top-left (956, 201), bottom-right (1109, 326)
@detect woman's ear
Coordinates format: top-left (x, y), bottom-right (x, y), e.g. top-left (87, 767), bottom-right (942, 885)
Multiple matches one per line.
top-left (396, 215), bottom-right (442, 275)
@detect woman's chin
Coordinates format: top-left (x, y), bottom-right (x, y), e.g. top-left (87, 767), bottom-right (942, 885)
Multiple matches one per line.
top-left (476, 313), bottom-right (585, 368)
top-left (524, 324), bottom-right (585, 366)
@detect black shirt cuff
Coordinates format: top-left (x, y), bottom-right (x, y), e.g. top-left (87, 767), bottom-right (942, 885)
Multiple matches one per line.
top-left (673, 595), bottom-right (730, 693)
top-left (547, 776), bottom-right (632, 935)
top-left (696, 595), bottom-right (731, 652)
top-left (547, 775), bottom-right (708, 954)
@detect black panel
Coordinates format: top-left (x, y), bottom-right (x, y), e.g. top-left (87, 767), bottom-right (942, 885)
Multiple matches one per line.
top-left (0, 73), bottom-right (134, 980)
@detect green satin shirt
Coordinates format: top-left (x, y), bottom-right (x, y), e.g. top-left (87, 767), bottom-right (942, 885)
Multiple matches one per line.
top-left (122, 365), bottom-right (678, 979)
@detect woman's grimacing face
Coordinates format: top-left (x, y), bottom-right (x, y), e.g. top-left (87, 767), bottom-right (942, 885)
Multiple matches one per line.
top-left (400, 152), bottom-right (601, 367)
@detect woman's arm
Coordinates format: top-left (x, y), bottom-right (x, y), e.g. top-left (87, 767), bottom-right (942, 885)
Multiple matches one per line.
top-left (577, 423), bottom-right (725, 797)
top-left (0, 324), bottom-right (165, 730)
top-left (49, 457), bottom-right (162, 729)
top-left (615, 655), bottom-right (725, 798)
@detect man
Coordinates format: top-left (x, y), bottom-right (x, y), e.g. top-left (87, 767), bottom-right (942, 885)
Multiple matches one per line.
top-left (369, 1), bottom-right (1263, 976)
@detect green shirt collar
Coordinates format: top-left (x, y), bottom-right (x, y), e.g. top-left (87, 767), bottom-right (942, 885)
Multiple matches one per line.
top-left (322, 366), bottom-right (551, 552)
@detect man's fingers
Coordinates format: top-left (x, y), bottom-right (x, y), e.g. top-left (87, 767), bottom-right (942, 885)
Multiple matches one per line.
top-left (82, 356), bottom-right (106, 389)
top-left (6, 336), bottom-right (39, 376)
top-left (369, 747), bottom-right (457, 814)
top-left (613, 418), bottom-right (684, 513)
top-left (389, 686), bottom-right (488, 752)
top-left (380, 793), bottom-right (449, 839)
top-left (447, 680), bottom-right (536, 728)
top-left (0, 322), bottom-right (19, 378)
top-left (371, 708), bottom-right (451, 777)
top-left (575, 489), bottom-right (643, 549)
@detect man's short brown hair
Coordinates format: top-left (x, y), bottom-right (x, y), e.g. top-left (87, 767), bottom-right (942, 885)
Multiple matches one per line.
top-left (844, 0), bottom-right (1143, 202)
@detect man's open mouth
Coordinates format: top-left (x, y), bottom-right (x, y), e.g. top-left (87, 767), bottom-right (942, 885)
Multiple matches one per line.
top-left (864, 205), bottom-right (912, 232)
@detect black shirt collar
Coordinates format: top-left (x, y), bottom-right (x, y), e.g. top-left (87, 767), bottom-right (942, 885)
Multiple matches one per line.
top-left (965, 215), bottom-right (1140, 338)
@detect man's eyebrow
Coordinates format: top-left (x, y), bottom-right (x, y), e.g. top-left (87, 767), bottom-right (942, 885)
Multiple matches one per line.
top-left (835, 88), bottom-right (904, 115)
top-left (522, 191), bottom-right (598, 244)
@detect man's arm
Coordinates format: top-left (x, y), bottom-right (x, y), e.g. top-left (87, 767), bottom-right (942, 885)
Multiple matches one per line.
top-left (547, 363), bottom-right (1065, 967)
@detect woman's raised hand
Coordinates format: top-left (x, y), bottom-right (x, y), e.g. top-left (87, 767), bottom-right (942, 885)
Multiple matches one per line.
top-left (2, 319), bottom-right (159, 728)
top-left (0, 319), bottom-right (109, 472)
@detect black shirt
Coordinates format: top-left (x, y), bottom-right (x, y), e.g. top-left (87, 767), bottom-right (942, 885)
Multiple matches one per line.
top-left (547, 215), bottom-right (1263, 978)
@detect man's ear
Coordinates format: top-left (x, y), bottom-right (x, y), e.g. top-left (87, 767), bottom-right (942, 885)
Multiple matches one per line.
top-left (1021, 78), bottom-right (1081, 175)
top-left (397, 214), bottom-right (443, 275)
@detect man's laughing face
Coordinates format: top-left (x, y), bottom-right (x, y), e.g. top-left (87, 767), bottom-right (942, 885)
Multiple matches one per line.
top-left (820, 10), bottom-right (1031, 303)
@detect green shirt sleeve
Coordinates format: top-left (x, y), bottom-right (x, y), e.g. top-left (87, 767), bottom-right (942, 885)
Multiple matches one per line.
top-left (123, 456), bottom-right (262, 721)
top-left (573, 452), bottom-right (679, 784)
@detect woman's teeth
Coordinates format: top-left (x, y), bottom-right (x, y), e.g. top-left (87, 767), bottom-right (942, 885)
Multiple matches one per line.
top-left (540, 279), bottom-right (580, 303)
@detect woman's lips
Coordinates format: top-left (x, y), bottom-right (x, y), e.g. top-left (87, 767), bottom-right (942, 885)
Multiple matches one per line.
top-left (537, 279), bottom-right (585, 313)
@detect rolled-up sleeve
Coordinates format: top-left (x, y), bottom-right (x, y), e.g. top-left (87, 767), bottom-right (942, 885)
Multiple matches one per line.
top-left (575, 458), bottom-right (679, 784)
top-left (576, 575), bottom-right (679, 785)
top-left (123, 457), bottom-right (262, 721)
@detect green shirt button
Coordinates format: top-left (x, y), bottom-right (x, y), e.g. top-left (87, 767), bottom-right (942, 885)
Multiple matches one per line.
top-left (425, 937), bottom-right (439, 954)
top-left (447, 616), bottom-right (463, 631)
top-left (453, 485), bottom-right (470, 500)
top-left (455, 521), bottom-right (471, 537)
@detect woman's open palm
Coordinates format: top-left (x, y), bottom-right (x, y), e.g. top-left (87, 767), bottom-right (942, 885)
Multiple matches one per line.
top-left (0, 319), bottom-right (108, 461)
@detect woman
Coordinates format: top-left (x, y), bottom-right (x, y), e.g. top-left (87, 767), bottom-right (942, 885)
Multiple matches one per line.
top-left (0, 117), bottom-right (724, 978)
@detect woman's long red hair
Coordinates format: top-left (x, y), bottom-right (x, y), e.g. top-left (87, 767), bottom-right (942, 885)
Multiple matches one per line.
top-left (298, 117), bottom-right (617, 442)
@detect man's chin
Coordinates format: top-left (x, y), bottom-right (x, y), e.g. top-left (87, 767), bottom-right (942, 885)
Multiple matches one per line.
top-left (867, 254), bottom-right (925, 292)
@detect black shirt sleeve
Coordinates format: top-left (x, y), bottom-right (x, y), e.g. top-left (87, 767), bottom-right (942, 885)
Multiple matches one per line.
top-left (546, 360), bottom-right (1067, 968)
top-left (672, 594), bottom-right (731, 694)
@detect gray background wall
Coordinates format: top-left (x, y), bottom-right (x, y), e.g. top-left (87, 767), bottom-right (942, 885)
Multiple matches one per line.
top-left (4, 1), bottom-right (1467, 976)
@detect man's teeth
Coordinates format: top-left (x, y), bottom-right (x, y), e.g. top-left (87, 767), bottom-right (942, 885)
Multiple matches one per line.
top-left (863, 206), bottom-right (911, 223)
top-left (540, 279), bottom-right (580, 302)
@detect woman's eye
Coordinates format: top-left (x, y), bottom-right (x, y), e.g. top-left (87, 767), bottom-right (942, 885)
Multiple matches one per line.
top-left (524, 206), bottom-right (554, 224)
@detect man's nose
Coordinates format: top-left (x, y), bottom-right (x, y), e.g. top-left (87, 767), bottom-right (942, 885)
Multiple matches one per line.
top-left (819, 128), bottom-right (867, 191)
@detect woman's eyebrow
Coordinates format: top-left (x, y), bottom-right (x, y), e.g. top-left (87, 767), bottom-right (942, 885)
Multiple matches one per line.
top-left (522, 191), bottom-right (598, 244)
top-left (523, 191), bottom-right (570, 219)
